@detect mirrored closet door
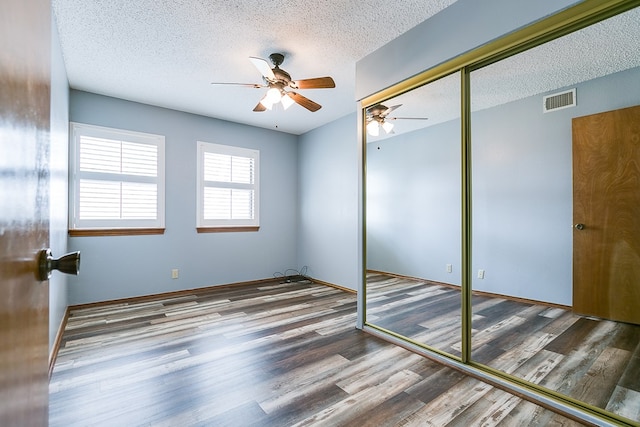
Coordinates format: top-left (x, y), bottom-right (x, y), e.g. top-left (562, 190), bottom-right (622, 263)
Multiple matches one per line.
top-left (365, 72), bottom-right (462, 358)
top-left (469, 6), bottom-right (640, 420)
top-left (362, 3), bottom-right (640, 424)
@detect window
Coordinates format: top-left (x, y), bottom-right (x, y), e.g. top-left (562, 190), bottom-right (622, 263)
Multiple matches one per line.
top-left (197, 141), bottom-right (259, 231)
top-left (69, 123), bottom-right (165, 234)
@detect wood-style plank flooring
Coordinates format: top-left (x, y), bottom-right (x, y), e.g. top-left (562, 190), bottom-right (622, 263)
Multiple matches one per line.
top-left (366, 273), bottom-right (640, 425)
top-left (49, 279), bottom-right (590, 426)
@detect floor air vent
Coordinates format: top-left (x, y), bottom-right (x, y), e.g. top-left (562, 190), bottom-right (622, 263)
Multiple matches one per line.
top-left (543, 88), bottom-right (576, 113)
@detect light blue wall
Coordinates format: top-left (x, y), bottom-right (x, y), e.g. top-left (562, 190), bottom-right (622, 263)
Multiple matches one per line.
top-left (471, 87), bottom-right (573, 304)
top-left (472, 67), bottom-right (640, 304)
top-left (366, 119), bottom-right (462, 285)
top-left (49, 12), bottom-right (69, 351)
top-left (68, 91), bottom-right (299, 304)
top-left (356, 0), bottom-right (580, 100)
top-left (297, 114), bottom-right (359, 290)
top-left (366, 67), bottom-right (640, 305)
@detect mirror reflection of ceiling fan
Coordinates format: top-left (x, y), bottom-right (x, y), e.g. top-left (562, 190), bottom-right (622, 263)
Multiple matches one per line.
top-left (211, 53), bottom-right (335, 112)
top-left (366, 104), bottom-right (429, 136)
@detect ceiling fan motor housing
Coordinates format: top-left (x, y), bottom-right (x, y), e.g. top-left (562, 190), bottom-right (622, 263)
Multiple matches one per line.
top-left (273, 68), bottom-right (291, 85)
top-left (269, 53), bottom-right (285, 67)
top-left (266, 53), bottom-right (293, 87)
top-left (368, 104), bottom-right (388, 118)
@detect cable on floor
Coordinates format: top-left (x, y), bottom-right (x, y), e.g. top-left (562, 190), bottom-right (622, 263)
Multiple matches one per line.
top-left (273, 266), bottom-right (310, 283)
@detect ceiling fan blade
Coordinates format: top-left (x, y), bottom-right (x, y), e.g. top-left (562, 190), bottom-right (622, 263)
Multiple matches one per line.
top-left (249, 57), bottom-right (275, 80)
top-left (388, 117), bottom-right (429, 120)
top-left (253, 102), bottom-right (267, 112)
top-left (381, 104), bottom-right (402, 116)
top-left (288, 92), bottom-right (322, 112)
top-left (210, 82), bottom-right (265, 88)
top-left (293, 77), bottom-right (336, 89)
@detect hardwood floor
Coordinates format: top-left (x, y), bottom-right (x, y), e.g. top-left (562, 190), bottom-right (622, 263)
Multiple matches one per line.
top-left (49, 279), bottom-right (592, 426)
top-left (366, 273), bottom-right (640, 425)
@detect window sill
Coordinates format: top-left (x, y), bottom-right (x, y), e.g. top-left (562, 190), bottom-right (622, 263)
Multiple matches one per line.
top-left (69, 228), bottom-right (165, 237)
top-left (197, 226), bottom-right (260, 233)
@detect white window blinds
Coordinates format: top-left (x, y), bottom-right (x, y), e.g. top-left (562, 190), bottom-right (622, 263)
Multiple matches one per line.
top-left (70, 123), bottom-right (165, 230)
top-left (197, 142), bottom-right (259, 228)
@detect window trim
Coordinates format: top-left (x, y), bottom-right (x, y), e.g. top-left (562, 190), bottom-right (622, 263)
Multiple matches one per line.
top-left (69, 122), bottom-right (166, 235)
top-left (196, 141), bottom-right (260, 232)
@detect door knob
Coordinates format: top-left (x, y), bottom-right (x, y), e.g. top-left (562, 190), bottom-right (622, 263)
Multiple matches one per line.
top-left (574, 223), bottom-right (585, 230)
top-left (37, 249), bottom-right (81, 281)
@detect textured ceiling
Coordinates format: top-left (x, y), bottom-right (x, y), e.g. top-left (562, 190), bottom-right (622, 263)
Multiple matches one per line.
top-left (366, 6), bottom-right (640, 141)
top-left (52, 0), bottom-right (459, 135)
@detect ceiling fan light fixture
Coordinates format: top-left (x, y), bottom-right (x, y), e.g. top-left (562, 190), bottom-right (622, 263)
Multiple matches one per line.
top-left (281, 93), bottom-right (295, 110)
top-left (366, 121), bottom-right (380, 136)
top-left (259, 96), bottom-right (274, 110)
top-left (382, 121), bottom-right (394, 134)
top-left (265, 87), bottom-right (282, 104)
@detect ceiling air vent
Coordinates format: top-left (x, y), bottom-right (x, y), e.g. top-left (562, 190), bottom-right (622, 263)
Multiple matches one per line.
top-left (543, 88), bottom-right (576, 113)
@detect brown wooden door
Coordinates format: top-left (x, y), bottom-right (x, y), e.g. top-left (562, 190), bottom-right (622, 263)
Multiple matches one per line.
top-left (573, 105), bottom-right (640, 325)
top-left (0, 0), bottom-right (52, 425)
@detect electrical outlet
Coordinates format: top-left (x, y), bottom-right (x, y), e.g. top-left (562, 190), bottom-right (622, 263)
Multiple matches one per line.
top-left (446, 264), bottom-right (452, 273)
top-left (477, 269), bottom-right (485, 279)
top-left (171, 269), bottom-right (179, 279)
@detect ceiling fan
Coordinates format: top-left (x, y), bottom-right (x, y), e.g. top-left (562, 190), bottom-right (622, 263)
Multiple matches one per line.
top-left (211, 53), bottom-right (335, 112)
top-left (365, 104), bottom-right (429, 136)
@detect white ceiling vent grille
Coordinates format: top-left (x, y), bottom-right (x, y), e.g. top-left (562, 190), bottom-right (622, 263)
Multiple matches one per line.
top-left (543, 88), bottom-right (576, 113)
